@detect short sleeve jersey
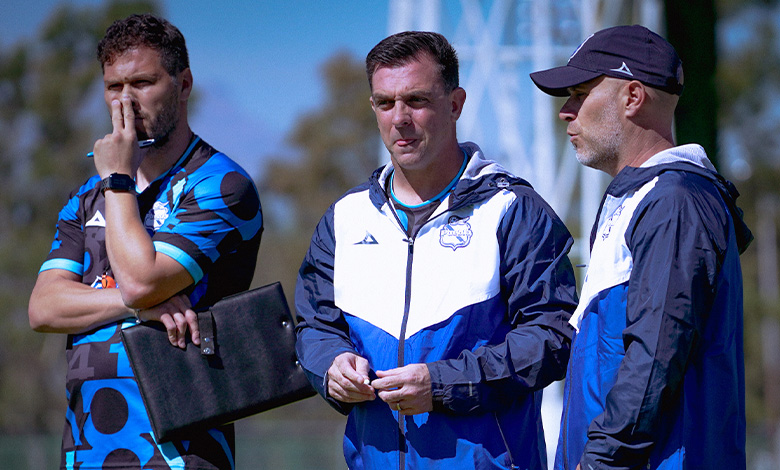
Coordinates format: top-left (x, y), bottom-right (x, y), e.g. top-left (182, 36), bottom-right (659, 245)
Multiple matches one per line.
top-left (40, 136), bottom-right (263, 470)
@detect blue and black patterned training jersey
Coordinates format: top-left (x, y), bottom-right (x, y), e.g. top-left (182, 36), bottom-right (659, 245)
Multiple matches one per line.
top-left (40, 136), bottom-right (263, 470)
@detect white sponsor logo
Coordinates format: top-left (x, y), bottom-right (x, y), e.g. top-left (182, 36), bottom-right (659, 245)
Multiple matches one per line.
top-left (85, 210), bottom-right (106, 228)
top-left (610, 62), bottom-right (634, 76)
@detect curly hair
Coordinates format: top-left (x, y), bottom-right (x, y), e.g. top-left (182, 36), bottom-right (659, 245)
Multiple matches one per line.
top-left (97, 13), bottom-right (189, 76)
top-left (366, 31), bottom-right (459, 92)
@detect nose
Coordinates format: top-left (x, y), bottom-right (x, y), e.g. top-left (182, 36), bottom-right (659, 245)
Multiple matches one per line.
top-left (120, 91), bottom-right (141, 112)
top-left (392, 101), bottom-right (411, 127)
top-left (559, 97), bottom-right (576, 122)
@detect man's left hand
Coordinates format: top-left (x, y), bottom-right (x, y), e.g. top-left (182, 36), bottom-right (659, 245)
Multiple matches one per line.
top-left (373, 363), bottom-right (433, 415)
top-left (137, 293), bottom-right (198, 349)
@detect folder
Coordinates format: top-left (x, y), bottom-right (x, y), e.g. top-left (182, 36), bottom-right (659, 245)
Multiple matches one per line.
top-left (120, 282), bottom-right (315, 442)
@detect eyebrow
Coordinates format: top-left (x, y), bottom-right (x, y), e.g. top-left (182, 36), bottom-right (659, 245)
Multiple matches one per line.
top-left (371, 88), bottom-right (437, 100)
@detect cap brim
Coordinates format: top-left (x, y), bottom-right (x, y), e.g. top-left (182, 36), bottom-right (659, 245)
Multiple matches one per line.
top-left (530, 66), bottom-right (602, 97)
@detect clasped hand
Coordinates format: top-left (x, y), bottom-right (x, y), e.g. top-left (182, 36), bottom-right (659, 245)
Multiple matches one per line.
top-left (136, 293), bottom-right (200, 349)
top-left (327, 352), bottom-right (433, 415)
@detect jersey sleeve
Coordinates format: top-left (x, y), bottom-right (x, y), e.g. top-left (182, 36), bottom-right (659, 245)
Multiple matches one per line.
top-left (579, 175), bottom-right (726, 469)
top-left (39, 177), bottom-right (101, 277)
top-left (151, 157), bottom-right (263, 283)
top-left (426, 186), bottom-right (578, 413)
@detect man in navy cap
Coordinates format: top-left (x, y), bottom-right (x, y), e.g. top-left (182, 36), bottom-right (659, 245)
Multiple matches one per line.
top-left (531, 25), bottom-right (752, 470)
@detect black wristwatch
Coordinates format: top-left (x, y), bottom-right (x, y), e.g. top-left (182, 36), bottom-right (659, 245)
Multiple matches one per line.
top-left (101, 173), bottom-right (136, 194)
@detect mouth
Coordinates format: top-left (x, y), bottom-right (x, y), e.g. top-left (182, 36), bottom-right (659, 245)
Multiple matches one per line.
top-left (394, 138), bottom-right (417, 147)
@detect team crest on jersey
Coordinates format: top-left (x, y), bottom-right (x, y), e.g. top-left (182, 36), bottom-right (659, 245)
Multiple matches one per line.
top-left (144, 201), bottom-right (170, 231)
top-left (440, 216), bottom-right (473, 250)
top-left (601, 204), bottom-right (624, 240)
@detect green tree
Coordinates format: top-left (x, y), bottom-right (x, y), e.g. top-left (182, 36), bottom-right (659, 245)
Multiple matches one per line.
top-left (715, 1), bottom-right (780, 454)
top-left (254, 51), bottom-right (378, 294)
top-left (251, 52), bottom-right (378, 425)
top-left (0, 0), bottom-right (159, 433)
top-left (665, 0), bottom-right (719, 165)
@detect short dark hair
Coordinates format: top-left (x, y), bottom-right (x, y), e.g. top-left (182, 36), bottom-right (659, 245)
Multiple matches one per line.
top-left (366, 31), bottom-right (459, 92)
top-left (97, 14), bottom-right (189, 76)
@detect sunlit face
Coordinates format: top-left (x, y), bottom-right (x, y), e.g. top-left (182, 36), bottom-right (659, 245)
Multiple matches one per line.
top-left (559, 76), bottom-right (624, 175)
top-left (370, 54), bottom-right (463, 172)
top-left (102, 47), bottom-right (184, 142)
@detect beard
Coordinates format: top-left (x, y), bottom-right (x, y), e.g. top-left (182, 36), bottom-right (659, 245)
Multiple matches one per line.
top-left (573, 102), bottom-right (623, 173)
top-left (137, 89), bottom-right (180, 146)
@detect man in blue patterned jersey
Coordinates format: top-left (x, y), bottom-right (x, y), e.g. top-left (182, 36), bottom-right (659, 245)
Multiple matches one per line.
top-left (28, 14), bottom-right (262, 470)
top-left (531, 25), bottom-right (753, 470)
top-left (295, 31), bottom-right (579, 469)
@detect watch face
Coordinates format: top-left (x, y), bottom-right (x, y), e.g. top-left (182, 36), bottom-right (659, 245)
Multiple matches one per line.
top-left (102, 173), bottom-right (136, 192)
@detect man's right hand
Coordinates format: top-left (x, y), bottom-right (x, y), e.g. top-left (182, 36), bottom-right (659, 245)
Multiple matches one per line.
top-left (327, 352), bottom-right (376, 403)
top-left (137, 293), bottom-right (199, 349)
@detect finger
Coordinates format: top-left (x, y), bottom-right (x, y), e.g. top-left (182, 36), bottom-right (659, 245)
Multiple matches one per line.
top-left (377, 389), bottom-right (402, 404)
top-left (327, 377), bottom-right (356, 402)
top-left (110, 99), bottom-right (123, 133)
top-left (338, 388), bottom-right (375, 403)
top-left (390, 399), bottom-right (415, 415)
top-left (371, 371), bottom-right (402, 391)
top-left (338, 359), bottom-right (368, 385)
top-left (354, 355), bottom-right (371, 379)
top-left (159, 313), bottom-right (178, 347)
top-left (185, 308), bottom-right (200, 346)
top-left (121, 95), bottom-right (135, 131)
top-left (173, 312), bottom-right (188, 348)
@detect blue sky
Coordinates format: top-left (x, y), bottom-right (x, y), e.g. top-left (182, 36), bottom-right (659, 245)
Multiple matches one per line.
top-left (1, 0), bottom-right (390, 177)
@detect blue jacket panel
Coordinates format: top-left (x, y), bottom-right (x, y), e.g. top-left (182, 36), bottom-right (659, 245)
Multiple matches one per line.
top-left (555, 145), bottom-right (752, 470)
top-left (296, 143), bottom-right (578, 469)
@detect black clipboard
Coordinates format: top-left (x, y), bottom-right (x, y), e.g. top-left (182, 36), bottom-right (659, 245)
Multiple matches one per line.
top-left (121, 282), bottom-right (315, 442)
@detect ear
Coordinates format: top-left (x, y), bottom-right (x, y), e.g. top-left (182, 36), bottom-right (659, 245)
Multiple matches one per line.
top-left (179, 68), bottom-right (193, 101)
top-left (450, 87), bottom-right (467, 121)
top-left (624, 80), bottom-right (646, 117)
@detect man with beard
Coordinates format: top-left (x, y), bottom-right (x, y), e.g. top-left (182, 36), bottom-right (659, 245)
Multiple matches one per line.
top-left (28, 14), bottom-right (263, 469)
top-left (530, 25), bottom-right (752, 470)
top-left (295, 31), bottom-right (578, 469)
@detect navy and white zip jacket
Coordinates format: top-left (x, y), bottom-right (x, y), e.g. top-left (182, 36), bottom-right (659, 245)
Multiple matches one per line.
top-left (295, 142), bottom-right (578, 470)
top-left (554, 145), bottom-right (753, 470)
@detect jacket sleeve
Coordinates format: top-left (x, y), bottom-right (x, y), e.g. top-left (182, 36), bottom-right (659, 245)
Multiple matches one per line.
top-left (579, 177), bottom-right (726, 469)
top-left (294, 206), bottom-right (359, 415)
top-left (426, 186), bottom-right (578, 413)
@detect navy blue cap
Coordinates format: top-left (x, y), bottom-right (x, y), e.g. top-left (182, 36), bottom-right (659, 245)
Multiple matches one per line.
top-left (530, 24), bottom-right (684, 97)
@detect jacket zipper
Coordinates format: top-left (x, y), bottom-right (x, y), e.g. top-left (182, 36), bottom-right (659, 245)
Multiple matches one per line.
top-left (396, 237), bottom-right (414, 470)
top-left (386, 186), bottom-right (475, 469)
top-left (494, 413), bottom-right (519, 469)
top-left (561, 359), bottom-right (573, 469)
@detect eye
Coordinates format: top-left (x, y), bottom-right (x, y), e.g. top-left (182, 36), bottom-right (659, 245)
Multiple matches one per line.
top-left (406, 96), bottom-right (429, 108)
top-left (374, 99), bottom-right (393, 110)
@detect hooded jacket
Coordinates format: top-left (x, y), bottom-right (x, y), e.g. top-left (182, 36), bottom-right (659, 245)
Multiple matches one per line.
top-left (555, 144), bottom-right (753, 470)
top-left (296, 142), bottom-right (578, 469)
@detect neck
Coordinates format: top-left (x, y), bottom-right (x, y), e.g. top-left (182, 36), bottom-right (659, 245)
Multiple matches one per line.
top-left (136, 122), bottom-right (193, 190)
top-left (391, 145), bottom-right (465, 205)
top-left (613, 127), bottom-right (675, 177)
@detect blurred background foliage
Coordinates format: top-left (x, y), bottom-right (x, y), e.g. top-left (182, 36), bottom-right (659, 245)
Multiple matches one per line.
top-left (1, 0), bottom-right (779, 468)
